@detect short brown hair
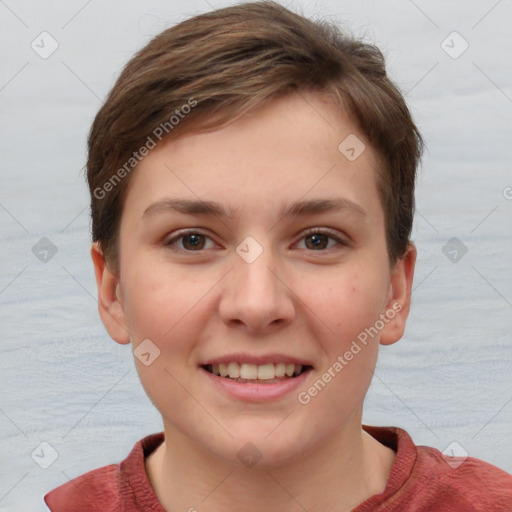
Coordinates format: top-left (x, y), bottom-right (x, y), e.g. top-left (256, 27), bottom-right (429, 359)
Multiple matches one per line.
top-left (86, 0), bottom-right (423, 273)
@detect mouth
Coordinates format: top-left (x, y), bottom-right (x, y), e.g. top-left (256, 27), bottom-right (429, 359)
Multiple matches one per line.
top-left (200, 362), bottom-right (313, 384)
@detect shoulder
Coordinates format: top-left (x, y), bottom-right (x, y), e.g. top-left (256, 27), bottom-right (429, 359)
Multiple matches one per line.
top-left (44, 464), bottom-right (120, 512)
top-left (44, 432), bottom-right (165, 512)
top-left (413, 444), bottom-right (512, 511)
top-left (362, 426), bottom-right (512, 512)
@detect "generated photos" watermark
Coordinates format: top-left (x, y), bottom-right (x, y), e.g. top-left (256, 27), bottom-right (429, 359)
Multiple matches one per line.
top-left (298, 303), bottom-right (402, 405)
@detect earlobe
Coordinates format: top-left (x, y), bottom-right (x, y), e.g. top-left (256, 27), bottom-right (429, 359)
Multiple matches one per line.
top-left (90, 242), bottom-right (131, 345)
top-left (379, 243), bottom-right (417, 346)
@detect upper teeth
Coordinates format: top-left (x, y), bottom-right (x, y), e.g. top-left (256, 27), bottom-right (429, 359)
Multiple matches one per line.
top-left (212, 362), bottom-right (304, 379)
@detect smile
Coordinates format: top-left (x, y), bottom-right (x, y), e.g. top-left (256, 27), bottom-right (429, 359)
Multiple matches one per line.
top-left (202, 362), bottom-right (312, 383)
top-left (200, 362), bottom-right (313, 402)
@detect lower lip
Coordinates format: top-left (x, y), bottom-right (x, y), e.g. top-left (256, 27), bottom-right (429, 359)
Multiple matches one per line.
top-left (199, 366), bottom-right (313, 403)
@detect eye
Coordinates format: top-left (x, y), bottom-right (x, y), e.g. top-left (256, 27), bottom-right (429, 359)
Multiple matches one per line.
top-left (295, 228), bottom-right (347, 251)
top-left (163, 228), bottom-right (347, 253)
top-left (164, 230), bottom-right (217, 251)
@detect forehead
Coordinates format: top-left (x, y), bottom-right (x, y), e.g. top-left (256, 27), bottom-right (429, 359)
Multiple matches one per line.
top-left (122, 91), bottom-right (382, 223)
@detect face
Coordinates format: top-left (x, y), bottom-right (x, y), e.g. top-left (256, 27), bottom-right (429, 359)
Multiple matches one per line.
top-left (92, 91), bottom-right (415, 468)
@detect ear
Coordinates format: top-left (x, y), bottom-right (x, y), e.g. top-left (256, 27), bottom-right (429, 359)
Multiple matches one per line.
top-left (90, 242), bottom-right (131, 345)
top-left (379, 243), bottom-right (417, 346)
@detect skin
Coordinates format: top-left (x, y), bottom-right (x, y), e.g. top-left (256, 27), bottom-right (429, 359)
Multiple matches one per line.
top-left (91, 90), bottom-right (416, 512)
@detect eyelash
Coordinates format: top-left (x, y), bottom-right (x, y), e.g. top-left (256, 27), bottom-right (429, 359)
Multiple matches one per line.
top-left (163, 227), bottom-right (347, 253)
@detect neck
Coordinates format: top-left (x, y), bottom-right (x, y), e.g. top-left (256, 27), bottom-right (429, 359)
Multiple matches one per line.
top-left (146, 419), bottom-right (396, 512)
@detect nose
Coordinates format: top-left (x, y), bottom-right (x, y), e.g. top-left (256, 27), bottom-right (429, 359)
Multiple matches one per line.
top-left (218, 240), bottom-right (295, 334)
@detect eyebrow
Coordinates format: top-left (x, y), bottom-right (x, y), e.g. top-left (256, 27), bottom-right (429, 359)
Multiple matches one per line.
top-left (142, 197), bottom-right (367, 220)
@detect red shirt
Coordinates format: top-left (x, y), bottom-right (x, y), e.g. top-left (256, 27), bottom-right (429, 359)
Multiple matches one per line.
top-left (44, 426), bottom-right (512, 511)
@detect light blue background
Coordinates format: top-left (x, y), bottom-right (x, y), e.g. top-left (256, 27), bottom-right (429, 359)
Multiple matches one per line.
top-left (1, 1), bottom-right (511, 510)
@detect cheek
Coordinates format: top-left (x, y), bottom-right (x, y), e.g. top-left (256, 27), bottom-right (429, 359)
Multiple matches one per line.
top-left (123, 272), bottom-right (210, 417)
top-left (316, 269), bottom-right (388, 342)
top-left (300, 274), bottom-right (383, 417)
top-left (122, 264), bottom-right (206, 341)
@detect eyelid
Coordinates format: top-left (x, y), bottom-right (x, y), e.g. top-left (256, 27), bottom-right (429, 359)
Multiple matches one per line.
top-left (294, 227), bottom-right (348, 249)
top-left (164, 228), bottom-right (218, 250)
top-left (164, 226), bottom-right (348, 252)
